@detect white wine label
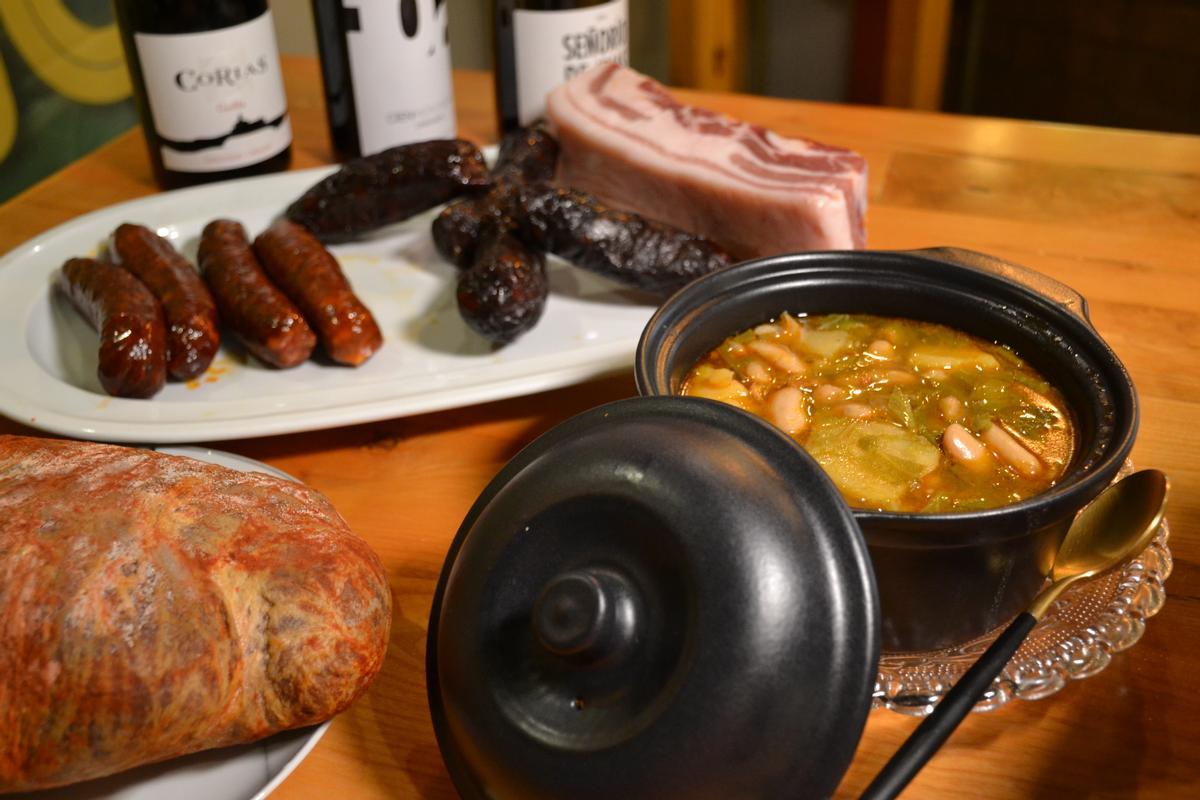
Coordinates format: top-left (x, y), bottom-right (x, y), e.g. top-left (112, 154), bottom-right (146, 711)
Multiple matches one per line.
top-left (343, 0), bottom-right (456, 156)
top-left (134, 11), bottom-right (290, 172)
top-left (513, 0), bottom-right (629, 126)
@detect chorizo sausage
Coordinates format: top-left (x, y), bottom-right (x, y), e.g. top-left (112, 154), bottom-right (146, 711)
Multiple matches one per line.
top-left (253, 219), bottom-right (383, 366)
top-left (198, 220), bottom-right (317, 369)
top-left (56, 257), bottom-right (167, 398)
top-left (110, 223), bottom-right (220, 380)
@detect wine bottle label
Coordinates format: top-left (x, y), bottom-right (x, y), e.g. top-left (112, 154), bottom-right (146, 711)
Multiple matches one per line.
top-left (512, 0), bottom-right (629, 126)
top-left (342, 0), bottom-right (456, 156)
top-left (133, 11), bottom-right (291, 173)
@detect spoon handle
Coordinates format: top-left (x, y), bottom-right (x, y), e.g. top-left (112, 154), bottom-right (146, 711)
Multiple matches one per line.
top-left (860, 612), bottom-right (1038, 800)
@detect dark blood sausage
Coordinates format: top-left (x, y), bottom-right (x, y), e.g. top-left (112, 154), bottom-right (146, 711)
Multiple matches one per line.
top-left (198, 220), bottom-right (317, 369)
top-left (431, 183), bottom-right (524, 270)
top-left (517, 182), bottom-right (734, 297)
top-left (110, 223), bottom-right (220, 380)
top-left (457, 225), bottom-right (548, 346)
top-left (56, 258), bottom-right (167, 398)
top-left (286, 139), bottom-right (491, 242)
top-left (432, 198), bottom-right (485, 270)
top-left (253, 219), bottom-right (383, 366)
top-left (492, 123), bottom-right (560, 184)
top-left (432, 125), bottom-right (558, 269)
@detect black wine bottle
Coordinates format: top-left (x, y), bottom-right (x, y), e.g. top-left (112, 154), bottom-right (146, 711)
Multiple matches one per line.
top-left (312, 0), bottom-right (456, 159)
top-left (113, 0), bottom-right (292, 190)
top-left (493, 0), bottom-right (630, 133)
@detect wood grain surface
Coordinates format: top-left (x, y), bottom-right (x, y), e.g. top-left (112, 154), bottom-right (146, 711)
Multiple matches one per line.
top-left (1, 57), bottom-right (1198, 798)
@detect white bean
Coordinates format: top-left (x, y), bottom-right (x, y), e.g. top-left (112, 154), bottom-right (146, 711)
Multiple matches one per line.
top-left (939, 395), bottom-right (964, 422)
top-left (814, 383), bottom-right (845, 404)
top-left (742, 359), bottom-right (771, 384)
top-left (765, 387), bottom-right (809, 436)
top-left (869, 339), bottom-right (894, 357)
top-left (981, 423), bottom-right (1042, 478)
top-left (942, 423), bottom-right (991, 471)
top-left (686, 368), bottom-right (750, 405)
top-left (748, 340), bottom-right (807, 374)
top-left (837, 402), bottom-right (875, 419)
top-left (779, 313), bottom-right (803, 338)
top-left (885, 369), bottom-right (918, 386)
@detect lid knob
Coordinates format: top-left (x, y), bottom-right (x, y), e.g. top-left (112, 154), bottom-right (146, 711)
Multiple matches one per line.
top-left (533, 568), bottom-right (639, 663)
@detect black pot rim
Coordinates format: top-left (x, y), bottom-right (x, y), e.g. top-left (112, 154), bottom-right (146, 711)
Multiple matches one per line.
top-left (634, 247), bottom-right (1139, 547)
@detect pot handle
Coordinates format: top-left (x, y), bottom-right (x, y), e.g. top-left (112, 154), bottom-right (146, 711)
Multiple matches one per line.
top-left (905, 247), bottom-right (1093, 327)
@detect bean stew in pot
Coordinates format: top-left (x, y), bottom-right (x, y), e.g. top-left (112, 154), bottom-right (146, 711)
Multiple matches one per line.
top-left (682, 313), bottom-right (1074, 513)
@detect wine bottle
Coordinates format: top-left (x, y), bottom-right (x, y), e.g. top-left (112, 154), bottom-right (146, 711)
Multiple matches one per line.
top-left (113, 0), bottom-right (292, 190)
top-left (493, 0), bottom-right (629, 133)
top-left (312, 0), bottom-right (456, 159)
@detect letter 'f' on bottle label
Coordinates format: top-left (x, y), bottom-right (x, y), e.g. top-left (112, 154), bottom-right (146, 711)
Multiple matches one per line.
top-left (342, 0), bottom-right (456, 156)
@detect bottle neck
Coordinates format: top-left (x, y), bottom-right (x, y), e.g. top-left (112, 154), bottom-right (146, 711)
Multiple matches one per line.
top-left (115, 0), bottom-right (269, 34)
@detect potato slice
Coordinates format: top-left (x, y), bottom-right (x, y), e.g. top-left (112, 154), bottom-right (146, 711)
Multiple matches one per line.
top-left (684, 366), bottom-right (753, 410)
top-left (806, 419), bottom-right (941, 510)
top-left (908, 346), bottom-right (1000, 372)
top-left (800, 329), bottom-right (854, 360)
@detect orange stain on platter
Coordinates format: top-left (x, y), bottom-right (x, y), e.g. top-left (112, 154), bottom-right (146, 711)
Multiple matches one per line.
top-left (186, 360), bottom-right (232, 390)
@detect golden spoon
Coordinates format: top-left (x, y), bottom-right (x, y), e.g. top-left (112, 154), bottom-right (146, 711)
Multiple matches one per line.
top-left (862, 469), bottom-right (1169, 800)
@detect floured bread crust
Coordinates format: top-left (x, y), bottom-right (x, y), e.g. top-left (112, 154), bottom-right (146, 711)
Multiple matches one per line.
top-left (0, 435), bottom-right (391, 792)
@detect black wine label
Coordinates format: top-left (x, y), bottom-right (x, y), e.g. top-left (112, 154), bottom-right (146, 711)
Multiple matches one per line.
top-left (156, 111), bottom-right (289, 153)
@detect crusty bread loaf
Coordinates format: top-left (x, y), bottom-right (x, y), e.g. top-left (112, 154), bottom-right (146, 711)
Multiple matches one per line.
top-left (0, 435), bottom-right (391, 792)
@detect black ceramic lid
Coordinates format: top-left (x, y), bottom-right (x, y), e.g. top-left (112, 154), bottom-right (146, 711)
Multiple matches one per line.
top-left (427, 397), bottom-right (880, 800)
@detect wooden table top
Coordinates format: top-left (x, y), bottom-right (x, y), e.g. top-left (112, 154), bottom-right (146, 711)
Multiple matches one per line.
top-left (2, 57), bottom-right (1198, 798)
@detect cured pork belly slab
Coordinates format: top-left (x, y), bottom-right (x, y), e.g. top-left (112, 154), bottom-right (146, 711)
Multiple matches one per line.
top-left (546, 64), bottom-right (867, 258)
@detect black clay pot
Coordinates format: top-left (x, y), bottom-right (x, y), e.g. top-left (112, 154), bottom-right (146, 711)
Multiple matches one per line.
top-left (636, 247), bottom-right (1138, 652)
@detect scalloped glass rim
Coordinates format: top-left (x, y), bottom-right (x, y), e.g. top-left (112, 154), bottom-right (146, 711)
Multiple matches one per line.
top-left (874, 462), bottom-right (1171, 716)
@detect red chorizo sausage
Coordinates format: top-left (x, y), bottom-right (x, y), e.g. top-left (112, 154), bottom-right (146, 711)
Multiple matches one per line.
top-left (56, 257), bottom-right (167, 399)
top-left (198, 220), bottom-right (316, 369)
top-left (110, 223), bottom-right (220, 380)
top-left (252, 220), bottom-right (383, 366)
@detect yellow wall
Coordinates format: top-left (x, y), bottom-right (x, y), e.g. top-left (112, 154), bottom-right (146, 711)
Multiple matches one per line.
top-left (0, 0), bottom-right (135, 201)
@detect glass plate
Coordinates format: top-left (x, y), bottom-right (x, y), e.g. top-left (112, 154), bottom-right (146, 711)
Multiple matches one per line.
top-left (874, 464), bottom-right (1172, 716)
